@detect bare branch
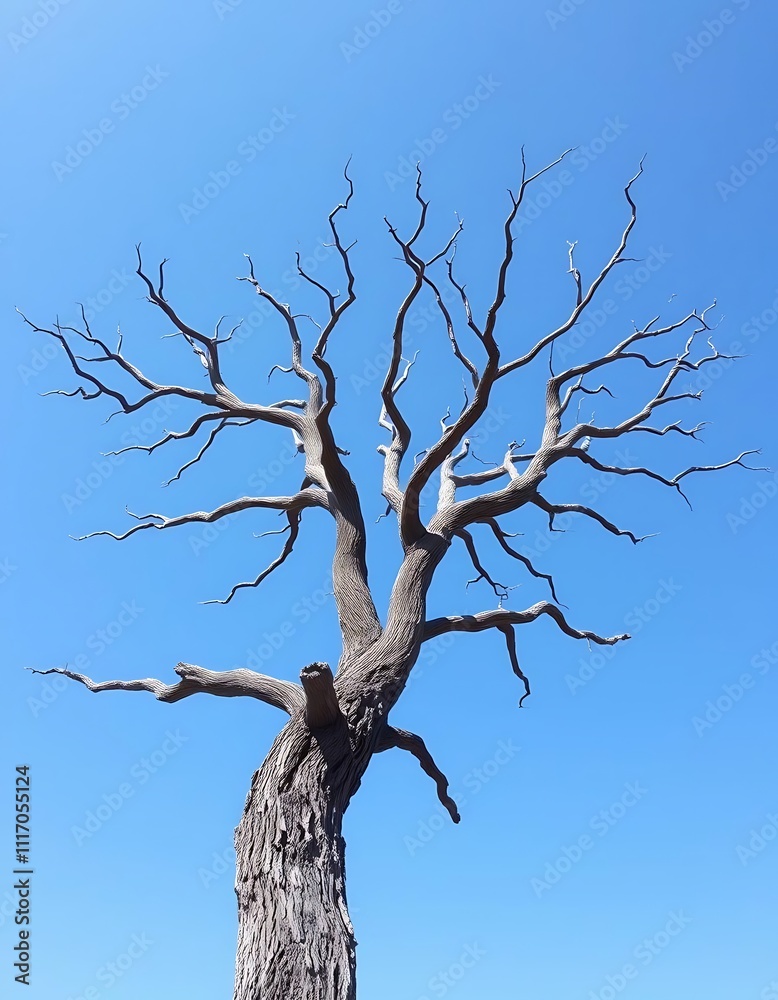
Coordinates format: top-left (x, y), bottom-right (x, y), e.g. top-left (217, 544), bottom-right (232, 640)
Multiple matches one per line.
top-left (378, 726), bottom-right (460, 823)
top-left (628, 420), bottom-right (708, 440)
top-left (421, 601), bottom-right (627, 711)
top-left (449, 442), bottom-right (535, 492)
top-left (559, 378), bottom-right (614, 417)
top-left (423, 269), bottom-right (479, 389)
top-left (239, 255), bottom-right (321, 402)
top-left (559, 334), bottom-right (738, 448)
top-left (531, 494), bottom-right (654, 546)
top-left (554, 309), bottom-right (728, 398)
top-left (568, 448), bottom-right (765, 508)
top-left (203, 509), bottom-right (303, 605)
top-left (75, 489), bottom-right (326, 542)
top-left (378, 155), bottom-right (574, 543)
top-left (296, 160), bottom-right (358, 413)
top-left (566, 240), bottom-right (583, 306)
top-left (378, 185), bottom-right (433, 527)
top-left (136, 248), bottom-right (231, 395)
top-left (455, 528), bottom-right (513, 601)
top-left (674, 449), bottom-right (767, 482)
top-left (395, 150), bottom-right (576, 543)
top-left (104, 412), bottom-right (230, 458)
top-left (162, 418), bottom-right (254, 487)
top-left (479, 516), bottom-right (563, 603)
top-left (484, 147), bottom-right (575, 348)
top-left (17, 304), bottom-right (303, 433)
top-left (568, 449), bottom-right (693, 505)
top-left (499, 159), bottom-right (645, 378)
top-left (437, 437), bottom-right (472, 509)
top-left (423, 602), bottom-right (630, 645)
top-left (447, 258), bottom-right (484, 341)
top-left (496, 624), bottom-right (531, 707)
top-left (26, 663), bottom-right (304, 715)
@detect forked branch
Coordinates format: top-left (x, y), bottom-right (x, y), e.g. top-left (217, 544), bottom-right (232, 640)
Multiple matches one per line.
top-left (73, 489), bottom-right (326, 542)
top-left (420, 603), bottom-right (629, 708)
top-left (423, 603), bottom-right (630, 645)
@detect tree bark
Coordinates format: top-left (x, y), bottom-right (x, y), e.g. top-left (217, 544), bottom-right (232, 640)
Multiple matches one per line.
top-left (232, 713), bottom-right (366, 1000)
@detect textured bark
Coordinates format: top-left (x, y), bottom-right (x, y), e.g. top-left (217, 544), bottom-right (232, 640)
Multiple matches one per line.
top-left (233, 718), bottom-right (362, 1000)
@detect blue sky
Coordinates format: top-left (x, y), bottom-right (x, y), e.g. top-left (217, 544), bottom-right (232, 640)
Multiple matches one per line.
top-left (2, 1), bottom-right (778, 997)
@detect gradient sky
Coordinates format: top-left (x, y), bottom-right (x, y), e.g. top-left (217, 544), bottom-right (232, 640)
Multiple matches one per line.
top-left (2, 1), bottom-right (778, 998)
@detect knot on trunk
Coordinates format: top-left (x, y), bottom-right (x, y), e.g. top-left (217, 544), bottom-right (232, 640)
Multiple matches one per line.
top-left (300, 662), bottom-right (344, 729)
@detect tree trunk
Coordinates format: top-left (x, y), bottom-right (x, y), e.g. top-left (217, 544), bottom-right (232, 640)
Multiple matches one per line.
top-left (232, 714), bottom-right (366, 1000)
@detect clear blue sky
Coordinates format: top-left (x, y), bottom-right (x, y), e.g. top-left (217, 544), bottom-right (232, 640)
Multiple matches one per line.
top-left (3, 1), bottom-right (778, 998)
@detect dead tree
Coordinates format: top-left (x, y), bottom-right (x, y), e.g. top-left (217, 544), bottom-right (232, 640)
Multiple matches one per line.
top-left (21, 154), bottom-right (759, 1000)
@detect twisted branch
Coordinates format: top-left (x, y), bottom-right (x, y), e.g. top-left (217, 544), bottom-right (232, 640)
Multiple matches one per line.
top-left (26, 663), bottom-right (305, 715)
top-left (378, 726), bottom-right (460, 823)
top-left (423, 603), bottom-right (630, 645)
